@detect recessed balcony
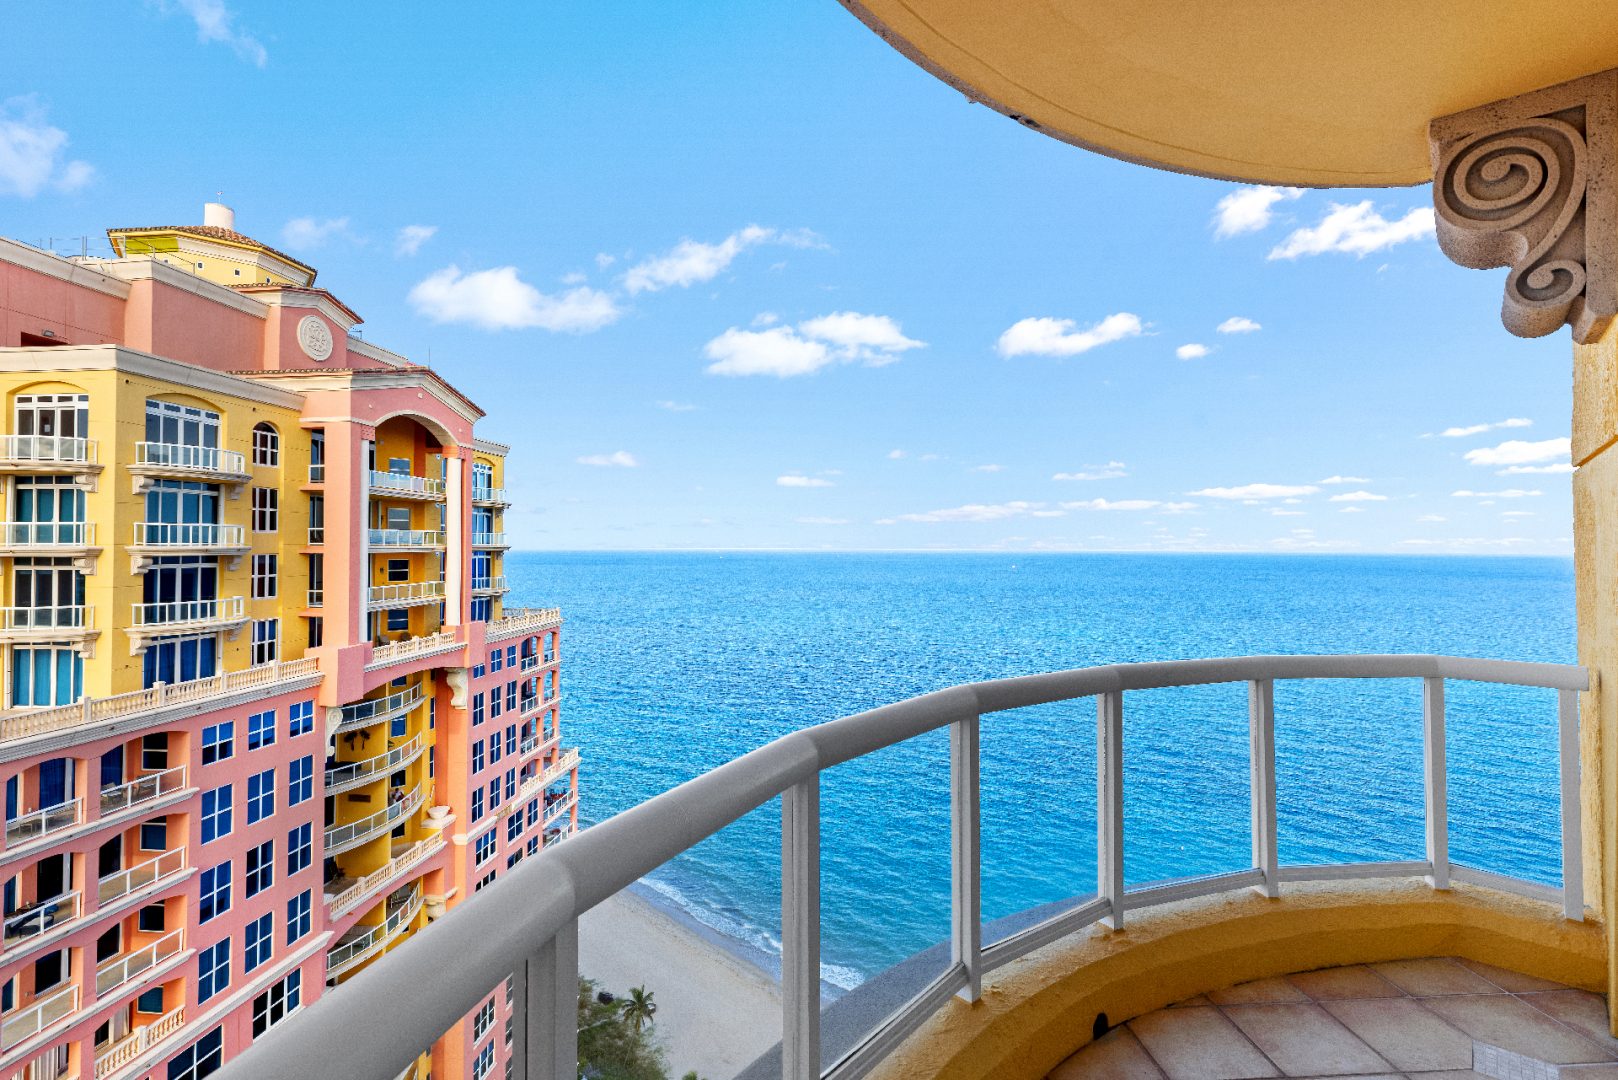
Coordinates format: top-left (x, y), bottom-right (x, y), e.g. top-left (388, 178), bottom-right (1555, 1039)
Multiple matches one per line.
top-left (326, 836), bottom-right (445, 919)
top-left (127, 597), bottom-right (246, 648)
top-left (92, 1005), bottom-right (185, 1079)
top-left (0, 605), bottom-right (94, 645)
top-left (324, 785), bottom-right (426, 856)
top-left (334, 684), bottom-right (424, 735)
top-left (4, 799), bottom-right (81, 851)
top-left (326, 734), bottom-right (427, 796)
top-left (97, 846), bottom-right (188, 909)
top-left (129, 522), bottom-right (248, 558)
top-left (368, 528), bottom-right (445, 551)
top-left (0, 521), bottom-right (96, 556)
top-left (326, 883), bottom-right (424, 980)
top-left (2, 891), bottom-right (79, 953)
top-left (95, 927), bottom-right (184, 997)
top-left (367, 581), bottom-right (445, 609)
top-left (368, 471), bottom-right (445, 501)
top-left (129, 442), bottom-right (249, 486)
top-left (0, 981), bottom-right (77, 1051)
top-left (99, 765), bottom-right (187, 819)
top-left (0, 435), bottom-right (98, 474)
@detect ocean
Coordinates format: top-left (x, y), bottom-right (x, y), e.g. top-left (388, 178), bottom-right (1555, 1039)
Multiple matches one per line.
top-left (507, 552), bottom-right (1576, 991)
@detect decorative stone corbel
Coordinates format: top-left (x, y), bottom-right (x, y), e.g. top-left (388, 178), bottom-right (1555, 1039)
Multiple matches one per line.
top-left (324, 705), bottom-right (345, 747)
top-left (1430, 68), bottom-right (1618, 343)
top-left (443, 667), bottom-right (468, 709)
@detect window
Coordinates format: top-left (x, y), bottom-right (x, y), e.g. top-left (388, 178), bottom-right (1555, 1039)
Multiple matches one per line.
top-left (246, 840), bottom-right (273, 897)
top-left (138, 986), bottom-right (165, 1013)
top-left (141, 734), bottom-right (168, 771)
top-left (506, 852), bottom-right (520, 869)
top-left (385, 608), bottom-right (409, 633)
top-left (247, 769), bottom-right (274, 823)
top-left (197, 940), bottom-right (230, 1003)
top-left (244, 911), bottom-right (273, 972)
top-left (138, 903), bottom-right (165, 933)
top-left (251, 619), bottom-right (278, 665)
top-left (141, 819), bottom-right (167, 850)
top-left (488, 735), bottom-right (501, 765)
top-left (490, 648), bottom-right (502, 673)
top-left (475, 829), bottom-right (496, 865)
top-left (476, 870), bottom-right (496, 892)
top-left (307, 494), bottom-right (324, 544)
top-left (490, 691), bottom-right (502, 721)
top-left (11, 644), bottom-right (82, 707)
top-left (15, 393), bottom-right (88, 443)
top-left (472, 1044), bottom-right (495, 1080)
top-left (527, 835), bottom-right (539, 856)
top-left (286, 890), bottom-right (311, 944)
top-left (145, 399), bottom-right (219, 449)
top-left (251, 423), bottom-right (279, 467)
top-left (472, 740), bottom-right (485, 772)
top-left (505, 769), bottom-right (516, 801)
top-left (472, 692), bottom-right (485, 726)
top-left (507, 812), bottom-right (522, 842)
top-left (527, 799), bottom-right (540, 827)
top-left (386, 558), bottom-right (409, 583)
top-left (473, 998), bottom-right (496, 1041)
top-left (287, 822), bottom-right (312, 875)
top-left (247, 709), bottom-right (275, 750)
top-left (199, 862), bottom-right (231, 922)
top-left (288, 756), bottom-right (313, 805)
top-left (505, 681), bottom-right (517, 713)
top-left (472, 788), bottom-right (484, 822)
top-left (488, 778), bottom-right (500, 807)
top-left (201, 785), bottom-right (232, 844)
top-left (306, 615), bottom-right (323, 648)
top-left (308, 431), bottom-right (325, 483)
top-left (142, 634), bottom-right (216, 690)
top-left (506, 646), bottom-right (517, 668)
top-left (472, 662), bottom-right (486, 679)
top-left (506, 726), bottom-right (517, 756)
top-left (166, 1026), bottom-right (222, 1080)
top-left (390, 711), bottom-right (407, 739)
top-left (251, 488), bottom-right (278, 532)
top-left (201, 722), bottom-right (233, 764)
top-left (252, 970), bottom-right (301, 1038)
top-left (251, 554), bottom-right (278, 599)
top-left (289, 700), bottom-right (314, 738)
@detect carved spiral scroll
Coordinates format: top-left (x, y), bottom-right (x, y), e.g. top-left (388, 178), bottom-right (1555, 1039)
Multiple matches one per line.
top-left (1434, 118), bottom-right (1588, 339)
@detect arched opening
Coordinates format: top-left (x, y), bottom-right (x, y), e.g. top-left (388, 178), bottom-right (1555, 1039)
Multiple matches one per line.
top-left (251, 422), bottom-right (280, 468)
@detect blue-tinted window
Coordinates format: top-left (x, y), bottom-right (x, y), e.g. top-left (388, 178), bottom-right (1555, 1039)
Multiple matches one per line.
top-left (201, 721), bottom-right (233, 764)
top-left (246, 840), bottom-right (273, 897)
top-left (247, 769), bottom-right (274, 824)
top-left (286, 890), bottom-right (311, 944)
top-left (287, 822), bottom-right (311, 875)
top-left (288, 700), bottom-right (314, 738)
top-left (166, 1025), bottom-right (222, 1080)
top-left (197, 940), bottom-right (230, 1003)
top-left (199, 862), bottom-right (231, 922)
top-left (201, 785), bottom-right (232, 844)
top-left (244, 911), bottom-right (273, 972)
top-left (288, 756), bottom-right (313, 805)
top-left (247, 709), bottom-right (275, 750)
top-left (471, 692), bottom-right (484, 726)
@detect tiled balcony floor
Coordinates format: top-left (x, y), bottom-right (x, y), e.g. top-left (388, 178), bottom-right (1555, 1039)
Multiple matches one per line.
top-left (1049, 957), bottom-right (1618, 1079)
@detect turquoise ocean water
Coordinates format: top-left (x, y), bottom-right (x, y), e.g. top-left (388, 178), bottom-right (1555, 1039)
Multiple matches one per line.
top-left (507, 552), bottom-right (1575, 990)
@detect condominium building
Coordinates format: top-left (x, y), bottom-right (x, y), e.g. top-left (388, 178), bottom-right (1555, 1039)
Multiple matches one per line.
top-left (0, 204), bottom-right (576, 1080)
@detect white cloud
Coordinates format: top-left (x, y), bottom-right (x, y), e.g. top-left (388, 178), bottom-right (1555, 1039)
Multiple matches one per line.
top-left (1435, 417), bottom-right (1531, 438)
top-left (1189, 483), bottom-right (1320, 500)
top-left (281, 216), bottom-right (351, 251)
top-left (996, 313), bottom-right (1144, 359)
top-left (394, 225), bottom-right (436, 257)
top-left (655, 400), bottom-right (697, 412)
top-left (623, 225), bottom-right (821, 294)
top-left (1317, 475), bottom-right (1370, 485)
top-left (751, 312), bottom-right (780, 327)
top-left (161, 0), bottom-right (267, 66)
top-left (1399, 537), bottom-right (1536, 549)
top-left (1217, 316), bottom-right (1262, 334)
top-left (887, 449), bottom-right (906, 460)
top-left (1214, 185), bottom-right (1303, 238)
top-left (1502, 510), bottom-right (1535, 518)
top-left (1270, 509), bottom-right (1306, 517)
top-left (1417, 514), bottom-right (1447, 522)
top-left (1451, 488), bottom-right (1540, 498)
top-left (560, 271), bottom-right (587, 285)
top-left (882, 501), bottom-right (1052, 524)
top-left (777, 475), bottom-right (834, 488)
top-left (1176, 343), bottom-right (1211, 360)
top-left (409, 266), bottom-right (620, 333)
top-left (1328, 490), bottom-right (1386, 503)
top-left (577, 451), bottom-right (638, 468)
top-left (595, 253), bottom-right (616, 269)
top-left (1053, 461), bottom-right (1127, 481)
top-left (1463, 437), bottom-right (1570, 467)
top-left (1268, 201), bottom-right (1435, 260)
top-left (1062, 499), bottom-right (1196, 512)
top-left (796, 516), bottom-right (848, 526)
top-left (703, 312), bottom-right (922, 377)
top-left (971, 464), bottom-right (1005, 473)
top-left (1499, 462), bottom-right (1575, 475)
top-left (0, 96), bottom-right (94, 198)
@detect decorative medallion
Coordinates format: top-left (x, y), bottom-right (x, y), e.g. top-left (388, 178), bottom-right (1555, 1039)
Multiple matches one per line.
top-left (297, 314), bottom-right (334, 361)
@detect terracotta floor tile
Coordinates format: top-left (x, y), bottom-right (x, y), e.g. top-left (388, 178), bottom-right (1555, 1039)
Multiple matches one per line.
top-left (1223, 1003), bottom-right (1392, 1076)
top-left (1048, 1026), bottom-right (1165, 1079)
top-left (1208, 977), bottom-right (1311, 1005)
top-left (1320, 997), bottom-right (1474, 1071)
top-left (1370, 958), bottom-right (1503, 997)
top-left (1518, 989), bottom-right (1618, 1053)
top-left (1453, 957), bottom-right (1567, 993)
top-left (1285, 966), bottom-right (1403, 1001)
top-left (1421, 993), bottom-right (1617, 1063)
top-left (1129, 1006), bottom-right (1280, 1080)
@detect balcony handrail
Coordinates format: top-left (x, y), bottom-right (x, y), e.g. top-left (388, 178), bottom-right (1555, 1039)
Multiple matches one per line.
top-left (0, 521), bottom-right (94, 547)
top-left (469, 575), bottom-right (507, 593)
top-left (485, 607), bottom-right (561, 642)
top-left (222, 653), bottom-right (1591, 1080)
top-left (1, 980), bottom-right (77, 1049)
top-left (368, 529), bottom-right (445, 547)
top-left (98, 846), bottom-right (187, 907)
top-left (94, 1005), bottom-right (185, 1079)
top-left (4, 798), bottom-right (81, 848)
top-left (134, 441), bottom-right (246, 475)
top-left (2, 890), bottom-right (80, 948)
top-left (0, 435), bottom-right (96, 465)
top-left (328, 836), bottom-right (445, 919)
top-left (130, 596), bottom-right (245, 627)
top-left (0, 605), bottom-right (92, 631)
top-left (470, 486), bottom-right (507, 503)
top-left (368, 471), bottom-right (445, 497)
top-left (99, 764), bottom-right (188, 818)
top-left (324, 785), bottom-right (425, 856)
top-left (367, 630), bottom-right (460, 670)
top-left (327, 884), bottom-right (425, 976)
top-left (337, 684), bottom-right (423, 729)
top-left (366, 581), bottom-right (446, 606)
top-left (326, 734), bottom-right (426, 795)
top-left (470, 532), bottom-right (507, 546)
top-left (95, 927), bottom-right (183, 996)
top-left (131, 522), bottom-right (244, 548)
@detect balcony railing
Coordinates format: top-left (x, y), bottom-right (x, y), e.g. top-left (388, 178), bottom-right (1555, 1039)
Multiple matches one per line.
top-left (367, 629), bottom-right (459, 670)
top-left (1, 981), bottom-right (76, 1050)
top-left (0, 606), bottom-right (90, 632)
top-left (95, 928), bottom-right (183, 996)
top-left (327, 837), bottom-right (445, 919)
top-left (486, 607), bottom-right (561, 642)
top-left (307, 526), bottom-right (325, 545)
top-left (225, 653), bottom-right (1591, 1080)
top-left (471, 532), bottom-right (507, 547)
top-left (367, 581), bottom-right (445, 608)
top-left (308, 463), bottom-right (326, 483)
top-left (469, 576), bottom-right (507, 594)
top-left (0, 435), bottom-right (96, 467)
top-left (99, 765), bottom-right (188, 818)
top-left (507, 749), bottom-right (579, 817)
top-left (130, 522), bottom-right (245, 550)
top-left (0, 522), bottom-right (94, 548)
top-left (93, 1006), bottom-right (185, 1079)
top-left (326, 735), bottom-right (426, 796)
top-left (134, 442), bottom-right (247, 477)
top-left (2, 891), bottom-right (79, 950)
top-left (324, 785), bottom-right (425, 856)
top-left (470, 487), bottom-right (508, 505)
top-left (327, 884), bottom-right (424, 978)
top-left (369, 529), bottom-right (444, 548)
top-left (336, 685), bottom-right (423, 734)
top-left (4, 799), bottom-right (81, 849)
top-left (130, 596), bottom-right (245, 627)
top-left (368, 471), bottom-right (445, 498)
top-left (98, 847), bottom-right (187, 908)
top-left (307, 588), bottom-right (323, 609)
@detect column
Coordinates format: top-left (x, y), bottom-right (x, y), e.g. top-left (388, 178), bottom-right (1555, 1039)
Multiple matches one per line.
top-left (444, 454), bottom-right (463, 626)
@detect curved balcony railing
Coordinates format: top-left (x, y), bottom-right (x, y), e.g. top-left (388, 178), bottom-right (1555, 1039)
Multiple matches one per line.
top-left (2, 891), bottom-right (79, 950)
top-left (368, 472), bottom-right (445, 499)
top-left (367, 581), bottom-right (445, 608)
top-left (369, 529), bottom-right (444, 548)
top-left (328, 837), bottom-right (445, 919)
top-left (0, 522), bottom-right (94, 548)
top-left (131, 522), bottom-right (245, 550)
top-left (99, 765), bottom-right (187, 818)
top-left (94, 1005), bottom-right (185, 1079)
top-left (326, 735), bottom-right (426, 796)
top-left (335, 685), bottom-right (424, 734)
top-left (130, 596), bottom-right (244, 628)
top-left (1, 980), bottom-right (77, 1049)
top-left (134, 442), bottom-right (247, 477)
top-left (96, 928), bottom-right (183, 997)
top-left (324, 785), bottom-right (425, 856)
top-left (223, 653), bottom-right (1590, 1080)
top-left (0, 606), bottom-right (91, 632)
top-left (0, 435), bottom-right (96, 466)
top-left (326, 884), bottom-right (425, 978)
top-left (98, 847), bottom-right (187, 907)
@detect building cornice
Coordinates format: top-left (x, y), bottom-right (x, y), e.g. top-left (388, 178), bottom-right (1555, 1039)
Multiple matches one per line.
top-left (0, 345), bottom-right (308, 418)
top-left (346, 337), bottom-right (411, 368)
top-left (471, 438), bottom-right (510, 456)
top-left (230, 285), bottom-right (361, 329)
top-left (0, 238), bottom-right (131, 300)
top-left (243, 368), bottom-right (485, 424)
top-left (92, 257), bottom-right (269, 320)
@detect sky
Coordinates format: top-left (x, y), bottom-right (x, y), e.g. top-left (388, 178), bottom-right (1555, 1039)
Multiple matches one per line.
top-left (0, 2), bottom-right (1575, 554)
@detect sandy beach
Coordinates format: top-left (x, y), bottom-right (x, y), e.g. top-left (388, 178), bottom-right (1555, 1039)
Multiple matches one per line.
top-left (578, 889), bottom-right (783, 1080)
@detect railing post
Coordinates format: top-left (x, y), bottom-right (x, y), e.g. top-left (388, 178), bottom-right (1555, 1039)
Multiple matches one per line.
top-left (951, 713), bottom-right (982, 1002)
top-left (1097, 690), bottom-right (1125, 929)
top-left (510, 918), bottom-right (578, 1080)
top-left (1248, 679), bottom-right (1279, 898)
top-left (1558, 688), bottom-right (1585, 921)
top-left (782, 776), bottom-right (821, 1080)
top-left (1423, 677), bottom-right (1450, 890)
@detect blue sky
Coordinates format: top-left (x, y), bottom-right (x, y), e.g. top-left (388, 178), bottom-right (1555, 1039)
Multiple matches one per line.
top-left (2, 2), bottom-right (1574, 554)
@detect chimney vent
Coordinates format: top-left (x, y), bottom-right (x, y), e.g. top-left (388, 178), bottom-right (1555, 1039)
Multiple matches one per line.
top-left (203, 202), bottom-right (235, 231)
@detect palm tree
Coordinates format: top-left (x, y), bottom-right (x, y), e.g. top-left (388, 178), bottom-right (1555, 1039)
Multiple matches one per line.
top-left (620, 985), bottom-right (657, 1032)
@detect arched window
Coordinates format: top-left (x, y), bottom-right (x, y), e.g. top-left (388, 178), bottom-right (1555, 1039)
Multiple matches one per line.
top-left (252, 423), bottom-right (279, 467)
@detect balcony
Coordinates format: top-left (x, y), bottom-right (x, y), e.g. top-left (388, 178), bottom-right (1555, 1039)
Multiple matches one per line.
top-left (469, 575), bottom-right (508, 596)
top-left (366, 629), bottom-right (460, 670)
top-left (130, 442), bottom-right (249, 484)
top-left (326, 836), bottom-right (445, 919)
top-left (129, 522), bottom-right (247, 556)
top-left (95, 928), bottom-right (183, 997)
top-left (4, 800), bottom-right (81, 850)
top-left (334, 684), bottom-right (424, 735)
top-left (97, 847), bottom-right (187, 908)
top-left (99, 765), bottom-right (187, 819)
top-left (93, 1006), bottom-right (185, 1079)
top-left (2, 891), bottom-right (79, 952)
top-left (0, 981), bottom-right (76, 1051)
top-left (326, 734), bottom-right (426, 796)
top-left (0, 521), bottom-right (96, 554)
top-left (0, 606), bottom-right (93, 644)
top-left (470, 532), bottom-right (508, 549)
top-left (486, 606), bottom-right (561, 642)
top-left (307, 526), bottom-right (324, 546)
top-left (470, 486), bottom-right (508, 507)
top-left (324, 785), bottom-right (425, 856)
top-left (0, 435), bottom-right (98, 473)
top-left (367, 581), bottom-right (445, 609)
top-left (368, 471), bottom-right (445, 500)
top-left (129, 596), bottom-right (246, 634)
top-left (308, 462), bottom-right (326, 483)
top-left (507, 748), bottom-right (579, 816)
top-left (369, 528), bottom-right (445, 550)
top-left (326, 883), bottom-right (424, 980)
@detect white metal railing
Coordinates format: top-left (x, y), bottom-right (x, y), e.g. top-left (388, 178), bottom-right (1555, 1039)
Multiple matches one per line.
top-left (130, 596), bottom-right (244, 627)
top-left (470, 576), bottom-right (507, 594)
top-left (2, 891), bottom-right (79, 949)
top-left (94, 1005), bottom-right (185, 1078)
top-left (0, 522), bottom-right (93, 547)
top-left (99, 765), bottom-right (188, 818)
top-left (131, 522), bottom-right (244, 549)
top-left (470, 487), bottom-right (507, 504)
top-left (0, 606), bottom-right (91, 632)
top-left (369, 529), bottom-right (445, 548)
top-left (324, 786), bottom-right (425, 856)
top-left (0, 435), bottom-right (96, 466)
top-left (327, 836), bottom-right (444, 919)
top-left (336, 685), bottom-right (424, 733)
top-left (326, 735), bottom-right (425, 795)
top-left (367, 630), bottom-right (459, 669)
top-left (368, 471), bottom-right (445, 498)
top-left (96, 928), bottom-right (183, 996)
top-left (135, 442), bottom-right (246, 476)
top-left (97, 847), bottom-right (187, 907)
top-left (327, 884), bottom-right (425, 977)
top-left (486, 608), bottom-right (561, 642)
top-left (541, 795), bottom-right (576, 831)
top-left (308, 589), bottom-right (323, 608)
top-left (217, 654), bottom-right (1591, 1080)
top-left (308, 527), bottom-right (325, 545)
top-left (508, 750), bottom-right (579, 816)
top-left (1, 980), bottom-right (77, 1049)
top-left (471, 532), bottom-right (507, 547)
top-left (367, 581), bottom-right (445, 607)
top-left (309, 463), bottom-right (326, 483)
top-left (5, 799), bottom-right (81, 849)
